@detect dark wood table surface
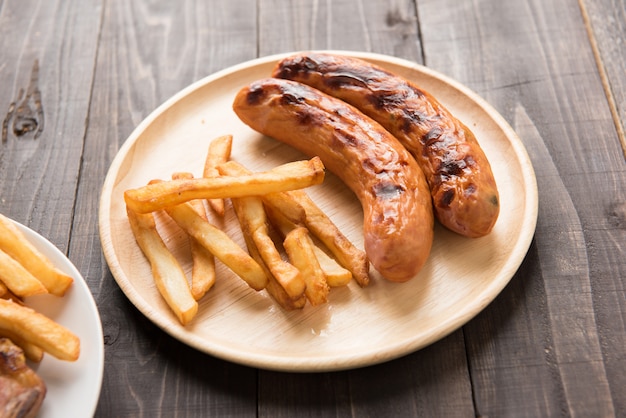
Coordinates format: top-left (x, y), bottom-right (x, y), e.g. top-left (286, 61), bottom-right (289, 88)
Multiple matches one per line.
top-left (1, 0), bottom-right (625, 416)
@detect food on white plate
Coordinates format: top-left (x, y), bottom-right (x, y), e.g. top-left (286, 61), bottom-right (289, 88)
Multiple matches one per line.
top-left (0, 214), bottom-right (82, 416)
top-left (0, 299), bottom-right (80, 362)
top-left (233, 77), bottom-right (434, 282)
top-left (0, 338), bottom-right (46, 418)
top-left (0, 214), bottom-right (73, 296)
top-left (273, 52), bottom-right (500, 238)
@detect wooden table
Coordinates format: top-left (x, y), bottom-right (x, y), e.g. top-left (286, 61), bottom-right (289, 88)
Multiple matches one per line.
top-left (1, 0), bottom-right (624, 416)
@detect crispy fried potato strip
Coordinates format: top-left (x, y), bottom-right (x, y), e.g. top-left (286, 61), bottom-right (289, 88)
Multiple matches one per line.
top-left (0, 214), bottom-right (73, 296)
top-left (164, 203), bottom-right (268, 291)
top-left (225, 162), bottom-right (363, 287)
top-left (283, 227), bottom-right (329, 306)
top-left (240, 229), bottom-right (306, 310)
top-left (266, 205), bottom-right (351, 287)
top-left (124, 157), bottom-right (325, 214)
top-left (171, 173), bottom-right (216, 301)
top-left (203, 134), bottom-right (233, 216)
top-left (287, 189), bottom-right (370, 287)
top-left (126, 207), bottom-right (198, 325)
top-left (0, 249), bottom-right (47, 298)
top-left (0, 298), bottom-right (80, 361)
top-left (229, 193), bottom-right (305, 301)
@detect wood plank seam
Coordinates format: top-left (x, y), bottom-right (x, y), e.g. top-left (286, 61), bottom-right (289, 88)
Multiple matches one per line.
top-left (577, 0), bottom-right (626, 160)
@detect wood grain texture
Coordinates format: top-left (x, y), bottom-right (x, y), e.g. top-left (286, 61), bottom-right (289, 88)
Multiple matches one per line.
top-left (418, 0), bottom-right (626, 415)
top-left (0, 0), bottom-right (100, 249)
top-left (259, 333), bottom-right (474, 418)
top-left (259, 0), bottom-right (423, 63)
top-left (580, 0), bottom-right (626, 157)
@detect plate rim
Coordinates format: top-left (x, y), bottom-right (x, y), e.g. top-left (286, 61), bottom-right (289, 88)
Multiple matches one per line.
top-left (99, 50), bottom-right (538, 372)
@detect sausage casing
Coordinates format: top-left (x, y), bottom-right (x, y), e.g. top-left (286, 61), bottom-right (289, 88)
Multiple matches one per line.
top-left (273, 52), bottom-right (500, 237)
top-left (232, 78), bottom-right (433, 282)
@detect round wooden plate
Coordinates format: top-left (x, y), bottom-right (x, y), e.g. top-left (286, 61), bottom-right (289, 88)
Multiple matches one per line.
top-left (99, 51), bottom-right (538, 372)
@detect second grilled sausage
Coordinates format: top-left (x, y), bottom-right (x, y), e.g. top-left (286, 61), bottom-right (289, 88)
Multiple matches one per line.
top-left (273, 52), bottom-right (500, 238)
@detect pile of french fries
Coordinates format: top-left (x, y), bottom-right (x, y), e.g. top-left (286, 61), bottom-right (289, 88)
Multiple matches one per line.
top-left (0, 214), bottom-right (80, 363)
top-left (124, 135), bottom-right (370, 325)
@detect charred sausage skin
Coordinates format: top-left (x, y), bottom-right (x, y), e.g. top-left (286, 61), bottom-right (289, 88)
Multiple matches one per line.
top-left (233, 78), bottom-right (433, 282)
top-left (273, 52), bottom-right (499, 238)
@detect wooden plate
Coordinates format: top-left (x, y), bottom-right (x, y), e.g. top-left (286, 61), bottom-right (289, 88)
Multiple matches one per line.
top-left (99, 51), bottom-right (537, 372)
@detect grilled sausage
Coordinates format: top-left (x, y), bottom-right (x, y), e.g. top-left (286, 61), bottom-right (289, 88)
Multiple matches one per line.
top-left (233, 78), bottom-right (433, 282)
top-left (273, 52), bottom-right (499, 237)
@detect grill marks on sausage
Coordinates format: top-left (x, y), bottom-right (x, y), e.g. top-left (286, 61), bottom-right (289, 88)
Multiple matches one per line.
top-left (246, 83), bottom-right (268, 105)
top-left (273, 63), bottom-right (472, 211)
top-left (276, 79), bottom-right (414, 204)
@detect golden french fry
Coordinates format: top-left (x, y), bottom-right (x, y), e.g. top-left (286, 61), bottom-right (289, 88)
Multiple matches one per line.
top-left (126, 207), bottom-right (198, 325)
top-left (240, 223), bottom-right (306, 310)
top-left (171, 173), bottom-right (216, 300)
top-left (188, 239), bottom-right (216, 300)
top-left (288, 189), bottom-right (370, 287)
top-left (231, 195), bottom-right (305, 300)
top-left (219, 163), bottom-right (306, 301)
top-left (0, 298), bottom-right (80, 361)
top-left (284, 227), bottom-right (329, 306)
top-left (225, 160), bottom-right (365, 286)
top-left (124, 157), bottom-right (325, 214)
top-left (163, 202), bottom-right (268, 291)
top-left (311, 245), bottom-right (352, 287)
top-left (0, 328), bottom-right (45, 362)
top-left (203, 134), bottom-right (233, 216)
top-left (220, 160), bottom-right (307, 225)
top-left (0, 249), bottom-right (47, 298)
top-left (264, 203), bottom-right (351, 287)
top-left (0, 214), bottom-right (73, 296)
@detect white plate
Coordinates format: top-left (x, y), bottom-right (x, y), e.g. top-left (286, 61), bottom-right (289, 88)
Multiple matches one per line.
top-left (99, 51), bottom-right (538, 372)
top-left (17, 222), bottom-right (104, 417)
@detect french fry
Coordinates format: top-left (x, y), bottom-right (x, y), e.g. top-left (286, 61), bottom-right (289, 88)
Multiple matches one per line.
top-left (230, 195), bottom-right (305, 300)
top-left (220, 161), bottom-right (307, 225)
top-left (311, 245), bottom-right (352, 287)
top-left (126, 207), bottom-right (198, 325)
top-left (264, 203), bottom-right (352, 287)
top-left (0, 214), bottom-right (73, 296)
top-left (203, 134), bottom-right (233, 216)
top-left (224, 161), bottom-right (354, 290)
top-left (288, 189), bottom-right (370, 287)
top-left (124, 157), bottom-right (325, 214)
top-left (0, 298), bottom-right (80, 361)
top-left (171, 173), bottom-right (216, 300)
top-left (283, 227), bottom-right (329, 306)
top-left (240, 230), bottom-right (306, 310)
top-left (163, 202), bottom-right (268, 291)
top-left (0, 249), bottom-right (47, 298)
top-left (219, 163), bottom-right (306, 301)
